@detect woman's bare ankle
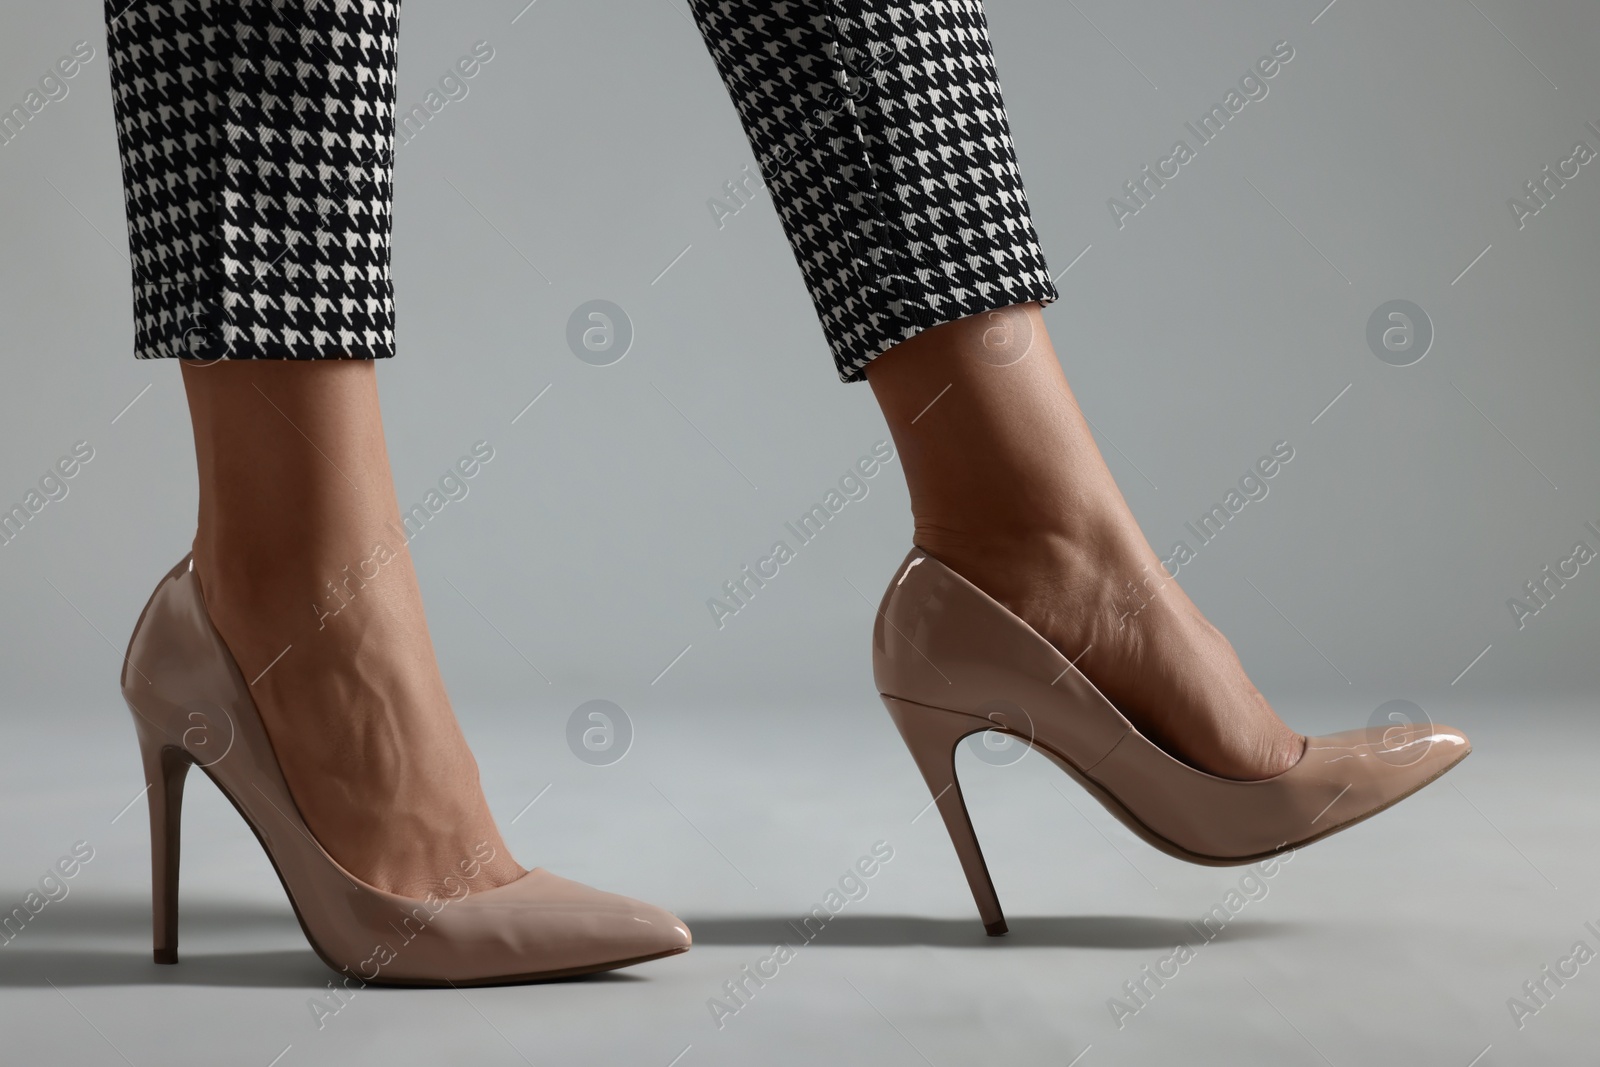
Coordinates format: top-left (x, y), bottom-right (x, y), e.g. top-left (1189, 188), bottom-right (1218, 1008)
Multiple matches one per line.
top-left (869, 309), bottom-right (1302, 780)
top-left (177, 361), bottom-right (525, 896)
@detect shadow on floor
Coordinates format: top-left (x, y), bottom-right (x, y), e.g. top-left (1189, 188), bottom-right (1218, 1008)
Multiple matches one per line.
top-left (677, 914), bottom-right (1306, 949)
top-left (3, 897), bottom-right (299, 938)
top-left (0, 948), bottom-right (330, 988)
top-left (0, 896), bottom-right (1299, 985)
top-left (0, 895), bottom-right (664, 988)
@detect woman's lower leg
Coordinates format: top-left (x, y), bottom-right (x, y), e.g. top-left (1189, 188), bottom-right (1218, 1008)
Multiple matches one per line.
top-left (181, 359), bottom-right (523, 895)
top-left (865, 304), bottom-right (1305, 781)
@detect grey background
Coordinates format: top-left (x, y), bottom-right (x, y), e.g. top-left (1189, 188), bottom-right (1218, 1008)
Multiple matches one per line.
top-left (0, 2), bottom-right (1596, 1065)
top-left (3, 0), bottom-right (1597, 716)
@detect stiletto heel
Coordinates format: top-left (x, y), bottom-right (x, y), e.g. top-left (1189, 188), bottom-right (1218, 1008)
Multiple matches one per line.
top-left (132, 715), bottom-right (191, 964)
top-left (120, 556), bottom-right (690, 983)
top-left (882, 695), bottom-right (1007, 936)
top-left (873, 548), bottom-right (1472, 929)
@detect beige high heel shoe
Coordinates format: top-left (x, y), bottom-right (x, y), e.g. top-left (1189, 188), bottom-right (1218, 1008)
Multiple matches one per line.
top-left (875, 548), bottom-right (1471, 935)
top-left (122, 556), bottom-right (691, 984)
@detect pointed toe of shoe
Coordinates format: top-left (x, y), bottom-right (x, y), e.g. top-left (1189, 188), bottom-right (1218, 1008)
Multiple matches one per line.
top-left (636, 901), bottom-right (694, 955)
top-left (1315, 720), bottom-right (1471, 779)
top-left (1299, 721), bottom-right (1471, 833)
top-left (1385, 720), bottom-right (1472, 788)
top-left (595, 892), bottom-right (693, 960)
top-left (1403, 721), bottom-right (1471, 774)
top-left (373, 869), bottom-right (690, 985)
top-left (471, 868), bottom-right (692, 975)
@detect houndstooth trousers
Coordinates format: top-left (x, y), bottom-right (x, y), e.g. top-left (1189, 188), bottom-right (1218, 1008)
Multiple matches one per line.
top-left (104, 0), bottom-right (1056, 382)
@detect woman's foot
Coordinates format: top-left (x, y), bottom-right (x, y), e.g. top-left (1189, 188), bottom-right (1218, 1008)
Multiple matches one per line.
top-left (867, 305), bottom-right (1304, 782)
top-left (181, 360), bottom-right (524, 897)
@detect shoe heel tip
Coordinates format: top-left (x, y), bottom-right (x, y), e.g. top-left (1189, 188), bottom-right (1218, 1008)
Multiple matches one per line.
top-left (153, 948), bottom-right (177, 965)
top-left (984, 920), bottom-right (1008, 937)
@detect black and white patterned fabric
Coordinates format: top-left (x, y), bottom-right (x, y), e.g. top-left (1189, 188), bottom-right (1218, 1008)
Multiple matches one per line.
top-left (688, 0), bottom-right (1057, 381)
top-left (102, 0), bottom-right (1052, 380)
top-left (104, 0), bottom-right (400, 360)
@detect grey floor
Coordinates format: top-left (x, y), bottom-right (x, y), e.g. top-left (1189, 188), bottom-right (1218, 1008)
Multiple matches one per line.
top-left (0, 698), bottom-right (1590, 1066)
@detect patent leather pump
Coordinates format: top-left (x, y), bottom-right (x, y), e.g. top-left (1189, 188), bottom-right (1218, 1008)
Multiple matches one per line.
top-left (123, 556), bottom-right (690, 984)
top-left (874, 548), bottom-right (1471, 936)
